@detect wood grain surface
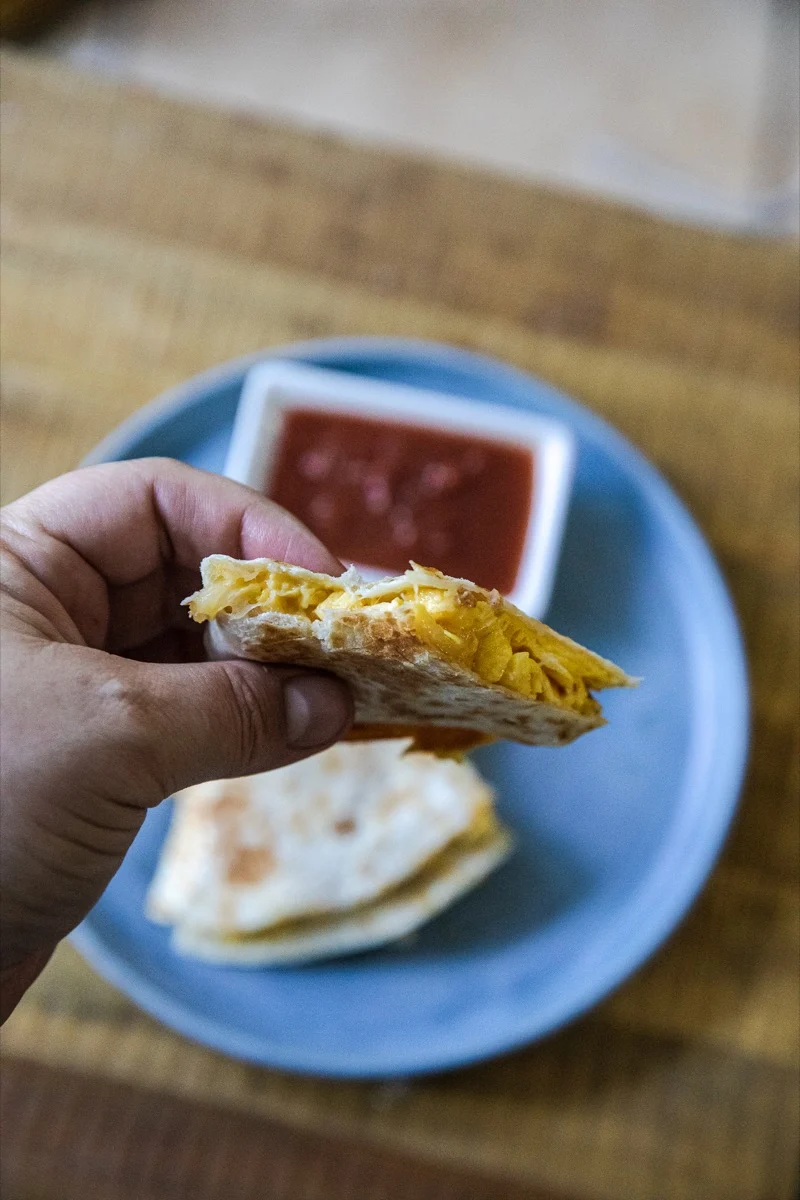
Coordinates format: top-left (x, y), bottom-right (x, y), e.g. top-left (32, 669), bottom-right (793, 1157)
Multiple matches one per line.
top-left (0, 1058), bottom-right (574, 1200)
top-left (1, 49), bottom-right (798, 1200)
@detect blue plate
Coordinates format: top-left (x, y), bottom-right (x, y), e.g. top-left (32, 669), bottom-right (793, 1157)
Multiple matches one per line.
top-left (72, 338), bottom-right (748, 1078)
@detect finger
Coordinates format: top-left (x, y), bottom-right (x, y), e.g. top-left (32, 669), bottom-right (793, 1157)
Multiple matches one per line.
top-left (104, 565), bottom-right (196, 653)
top-left (2, 459), bottom-right (343, 649)
top-left (124, 626), bottom-right (206, 664)
top-left (128, 658), bottom-right (353, 798)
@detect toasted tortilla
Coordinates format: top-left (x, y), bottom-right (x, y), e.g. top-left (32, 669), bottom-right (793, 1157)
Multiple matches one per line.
top-left (171, 824), bottom-right (510, 966)
top-left (147, 740), bottom-right (511, 965)
top-left (186, 557), bottom-right (635, 749)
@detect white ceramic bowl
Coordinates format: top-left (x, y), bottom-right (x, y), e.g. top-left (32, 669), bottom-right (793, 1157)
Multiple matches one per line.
top-left (223, 360), bottom-right (575, 616)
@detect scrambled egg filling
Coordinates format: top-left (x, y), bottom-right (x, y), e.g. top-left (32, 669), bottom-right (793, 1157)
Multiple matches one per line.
top-left (189, 561), bottom-right (618, 716)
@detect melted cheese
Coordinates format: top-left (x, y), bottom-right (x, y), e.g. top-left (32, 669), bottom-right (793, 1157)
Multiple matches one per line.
top-left (187, 559), bottom-right (622, 716)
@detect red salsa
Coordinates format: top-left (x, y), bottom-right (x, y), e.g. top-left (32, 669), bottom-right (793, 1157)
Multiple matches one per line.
top-left (268, 409), bottom-right (534, 593)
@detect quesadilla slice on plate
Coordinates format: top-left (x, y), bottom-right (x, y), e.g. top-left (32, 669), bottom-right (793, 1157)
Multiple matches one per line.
top-left (147, 740), bottom-right (511, 965)
top-left (186, 557), bottom-right (635, 750)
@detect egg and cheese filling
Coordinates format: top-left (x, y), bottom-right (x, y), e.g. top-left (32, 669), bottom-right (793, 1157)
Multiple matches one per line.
top-left (188, 560), bottom-right (625, 716)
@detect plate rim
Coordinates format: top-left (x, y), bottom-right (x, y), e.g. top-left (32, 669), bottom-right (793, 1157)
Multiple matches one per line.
top-left (73, 336), bottom-right (749, 1077)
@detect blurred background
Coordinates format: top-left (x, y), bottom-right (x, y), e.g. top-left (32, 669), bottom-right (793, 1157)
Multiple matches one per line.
top-left (6, 0), bottom-right (800, 234)
top-left (1, 4), bottom-right (798, 1200)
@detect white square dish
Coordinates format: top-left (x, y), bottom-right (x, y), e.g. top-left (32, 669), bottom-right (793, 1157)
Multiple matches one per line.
top-left (223, 361), bottom-right (575, 617)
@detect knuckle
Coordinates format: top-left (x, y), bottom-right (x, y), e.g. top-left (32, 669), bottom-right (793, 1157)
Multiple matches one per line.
top-left (92, 669), bottom-right (171, 798)
top-left (97, 672), bottom-right (150, 740)
top-left (221, 665), bottom-right (280, 770)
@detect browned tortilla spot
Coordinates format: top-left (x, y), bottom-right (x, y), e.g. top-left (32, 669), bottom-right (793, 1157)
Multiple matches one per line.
top-left (226, 845), bottom-right (276, 885)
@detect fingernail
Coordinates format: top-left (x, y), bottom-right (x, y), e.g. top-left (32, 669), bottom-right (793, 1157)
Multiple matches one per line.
top-left (284, 674), bottom-right (352, 749)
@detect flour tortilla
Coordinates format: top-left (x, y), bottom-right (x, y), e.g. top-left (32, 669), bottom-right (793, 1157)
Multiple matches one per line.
top-left (148, 740), bottom-right (512, 964)
top-left (189, 557), bottom-right (634, 749)
top-left (172, 827), bottom-right (510, 966)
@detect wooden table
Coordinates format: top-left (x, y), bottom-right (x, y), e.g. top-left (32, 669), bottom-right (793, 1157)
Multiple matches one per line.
top-left (1, 49), bottom-right (798, 1200)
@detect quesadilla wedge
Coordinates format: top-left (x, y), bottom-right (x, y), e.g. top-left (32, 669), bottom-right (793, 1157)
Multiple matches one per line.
top-left (147, 740), bottom-right (512, 965)
top-left (186, 556), bottom-right (635, 750)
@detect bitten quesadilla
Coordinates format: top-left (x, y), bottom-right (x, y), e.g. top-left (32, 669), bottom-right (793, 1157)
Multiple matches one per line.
top-left (186, 557), bottom-right (634, 750)
top-left (147, 740), bottom-right (511, 965)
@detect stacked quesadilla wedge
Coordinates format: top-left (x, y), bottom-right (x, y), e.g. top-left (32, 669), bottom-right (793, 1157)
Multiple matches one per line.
top-left (147, 740), bottom-right (512, 965)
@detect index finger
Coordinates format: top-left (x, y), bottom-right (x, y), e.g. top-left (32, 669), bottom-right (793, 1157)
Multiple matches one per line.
top-left (2, 458), bottom-right (342, 647)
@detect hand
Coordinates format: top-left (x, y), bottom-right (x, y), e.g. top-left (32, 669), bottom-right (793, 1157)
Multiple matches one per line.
top-left (0, 458), bottom-right (352, 1017)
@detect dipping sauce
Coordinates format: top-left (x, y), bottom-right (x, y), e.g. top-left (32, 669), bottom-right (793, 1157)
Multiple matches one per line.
top-left (268, 409), bottom-right (534, 592)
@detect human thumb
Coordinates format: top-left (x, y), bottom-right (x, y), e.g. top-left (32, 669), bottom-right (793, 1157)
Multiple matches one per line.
top-left (129, 657), bottom-right (353, 800)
